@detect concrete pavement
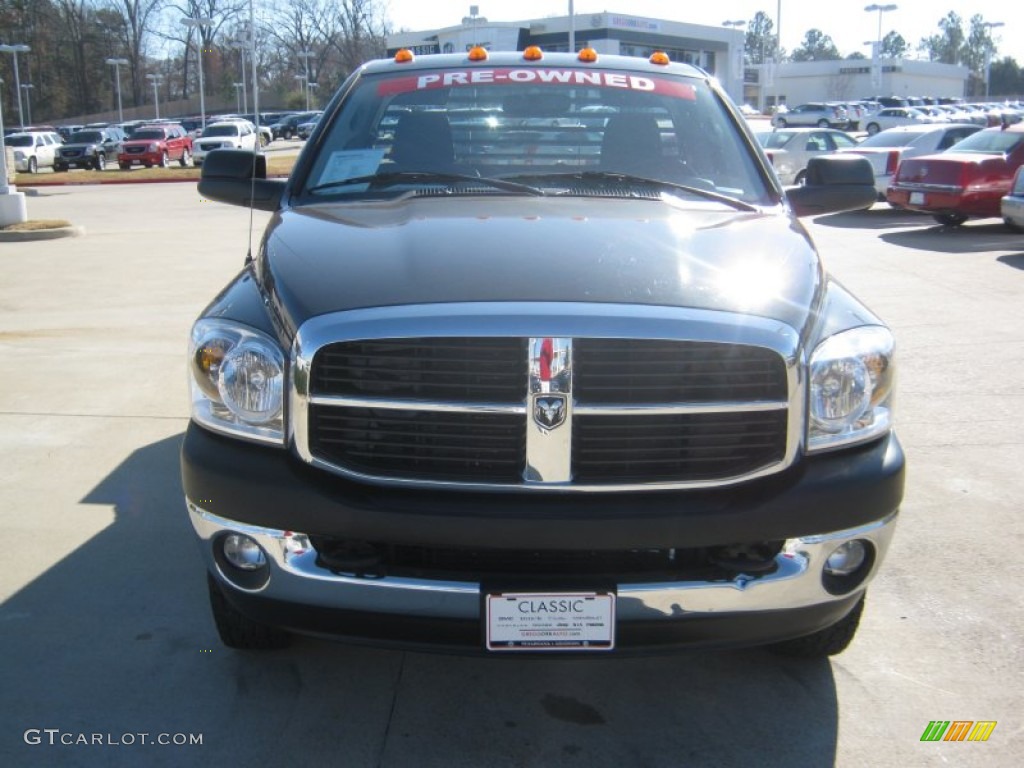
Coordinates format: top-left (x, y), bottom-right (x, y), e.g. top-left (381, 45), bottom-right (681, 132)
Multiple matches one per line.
top-left (1, 184), bottom-right (1021, 767)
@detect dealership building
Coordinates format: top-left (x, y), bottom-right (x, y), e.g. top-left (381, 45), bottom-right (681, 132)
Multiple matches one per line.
top-left (386, 11), bottom-right (970, 109)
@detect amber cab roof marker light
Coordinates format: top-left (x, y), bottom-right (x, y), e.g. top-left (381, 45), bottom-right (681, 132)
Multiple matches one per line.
top-left (468, 46), bottom-right (489, 62)
top-left (578, 48), bottom-right (598, 63)
top-left (649, 51), bottom-right (671, 66)
top-left (394, 49), bottom-right (414, 64)
top-left (523, 46), bottom-right (543, 61)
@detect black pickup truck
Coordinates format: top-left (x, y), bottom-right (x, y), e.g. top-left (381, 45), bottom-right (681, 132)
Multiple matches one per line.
top-left (184, 49), bottom-right (903, 657)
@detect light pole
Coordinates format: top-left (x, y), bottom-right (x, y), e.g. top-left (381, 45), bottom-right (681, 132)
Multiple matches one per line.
top-left (181, 16), bottom-right (214, 129)
top-left (20, 83), bottom-right (33, 126)
top-left (233, 82), bottom-right (244, 112)
top-left (293, 74), bottom-right (308, 110)
top-left (105, 58), bottom-right (129, 123)
top-left (722, 21), bottom-right (746, 104)
top-left (297, 50), bottom-right (313, 111)
top-left (982, 21), bottom-right (1005, 99)
top-left (146, 73), bottom-right (163, 118)
top-left (0, 44), bottom-right (30, 129)
top-left (307, 82), bottom-right (319, 109)
top-left (864, 4), bottom-right (897, 51)
top-left (865, 5), bottom-right (896, 95)
top-left (229, 41), bottom-right (248, 114)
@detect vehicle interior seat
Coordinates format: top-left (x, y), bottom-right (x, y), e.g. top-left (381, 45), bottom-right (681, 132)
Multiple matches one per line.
top-left (388, 112), bottom-right (458, 172)
top-left (600, 113), bottom-right (666, 178)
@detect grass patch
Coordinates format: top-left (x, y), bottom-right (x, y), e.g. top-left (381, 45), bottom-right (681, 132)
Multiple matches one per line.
top-left (2, 219), bottom-right (73, 232)
top-left (15, 154), bottom-right (297, 186)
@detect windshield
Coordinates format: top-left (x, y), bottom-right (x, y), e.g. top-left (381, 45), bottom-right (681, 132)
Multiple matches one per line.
top-left (299, 64), bottom-right (770, 205)
top-left (131, 129), bottom-right (165, 140)
top-left (856, 131), bottom-right (926, 148)
top-left (68, 131), bottom-right (104, 143)
top-left (7, 135), bottom-right (34, 147)
top-left (755, 131), bottom-right (796, 149)
top-left (203, 125), bottom-right (240, 137)
top-left (949, 130), bottom-right (1023, 154)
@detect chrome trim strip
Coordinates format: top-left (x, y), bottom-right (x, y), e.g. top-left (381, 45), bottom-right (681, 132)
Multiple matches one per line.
top-left (526, 337), bottom-right (573, 483)
top-left (189, 504), bottom-right (898, 619)
top-left (573, 400), bottom-right (788, 416)
top-left (308, 394), bottom-right (526, 415)
top-left (892, 182), bottom-right (963, 193)
top-left (290, 302), bottom-right (805, 492)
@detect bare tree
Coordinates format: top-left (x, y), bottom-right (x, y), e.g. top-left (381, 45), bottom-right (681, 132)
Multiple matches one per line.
top-left (106, 0), bottom-right (164, 107)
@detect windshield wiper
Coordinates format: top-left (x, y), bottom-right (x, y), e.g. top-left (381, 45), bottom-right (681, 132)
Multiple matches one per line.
top-left (306, 171), bottom-right (545, 197)
top-left (504, 171), bottom-right (759, 212)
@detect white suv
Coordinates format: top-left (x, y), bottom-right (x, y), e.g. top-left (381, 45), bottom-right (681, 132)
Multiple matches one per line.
top-left (7, 130), bottom-right (63, 173)
top-left (192, 121), bottom-right (258, 166)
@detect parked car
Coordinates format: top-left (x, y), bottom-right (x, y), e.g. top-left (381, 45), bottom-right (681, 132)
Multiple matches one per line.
top-left (5, 130), bottom-right (62, 173)
top-left (839, 123), bottom-right (982, 199)
top-left (56, 124), bottom-right (83, 141)
top-left (192, 120), bottom-right (259, 166)
top-left (864, 107), bottom-right (939, 135)
top-left (188, 50), bottom-right (898, 658)
top-left (771, 102), bottom-right (848, 129)
top-left (296, 111), bottom-right (324, 140)
top-left (886, 122), bottom-right (1024, 226)
top-left (268, 111), bottom-right (320, 140)
top-left (117, 123), bottom-right (193, 168)
top-left (53, 128), bottom-right (122, 171)
top-left (1002, 166), bottom-right (1024, 232)
top-left (754, 127), bottom-right (860, 185)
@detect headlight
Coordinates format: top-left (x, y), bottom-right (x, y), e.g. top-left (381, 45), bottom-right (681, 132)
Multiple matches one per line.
top-left (14, 150), bottom-right (25, 160)
top-left (148, 142), bottom-right (160, 152)
top-left (807, 325), bottom-right (894, 452)
top-left (189, 319), bottom-right (285, 445)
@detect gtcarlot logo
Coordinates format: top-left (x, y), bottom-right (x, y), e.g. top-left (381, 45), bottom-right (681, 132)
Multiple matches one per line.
top-left (24, 729), bottom-right (203, 747)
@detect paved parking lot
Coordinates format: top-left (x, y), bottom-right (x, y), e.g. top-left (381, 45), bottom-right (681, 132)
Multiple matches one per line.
top-left (1, 184), bottom-right (1021, 767)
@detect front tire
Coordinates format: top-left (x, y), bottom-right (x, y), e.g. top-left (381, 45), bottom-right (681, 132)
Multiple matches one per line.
top-left (159, 151), bottom-right (169, 168)
top-left (179, 148), bottom-right (192, 167)
top-left (775, 118), bottom-right (788, 128)
top-left (94, 154), bottom-right (105, 171)
top-left (817, 119), bottom-right (830, 128)
top-left (794, 170), bottom-right (807, 186)
top-left (27, 157), bottom-right (37, 174)
top-left (866, 123), bottom-right (880, 135)
top-left (768, 594), bottom-right (865, 658)
top-left (207, 573), bottom-right (291, 650)
top-left (1004, 217), bottom-right (1024, 233)
top-left (934, 212), bottom-right (968, 227)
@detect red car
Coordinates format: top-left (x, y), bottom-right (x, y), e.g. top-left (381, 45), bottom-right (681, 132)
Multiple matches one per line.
top-left (118, 123), bottom-right (193, 169)
top-left (887, 122), bottom-right (1024, 227)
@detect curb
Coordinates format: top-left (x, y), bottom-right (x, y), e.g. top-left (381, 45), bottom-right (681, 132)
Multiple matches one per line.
top-left (0, 225), bottom-right (86, 242)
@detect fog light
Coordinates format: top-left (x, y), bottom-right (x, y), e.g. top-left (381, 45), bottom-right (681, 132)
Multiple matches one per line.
top-left (223, 534), bottom-right (267, 571)
top-left (824, 540), bottom-right (867, 576)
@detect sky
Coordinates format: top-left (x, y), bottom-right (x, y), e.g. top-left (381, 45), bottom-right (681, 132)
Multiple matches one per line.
top-left (382, 0), bottom-right (1024, 65)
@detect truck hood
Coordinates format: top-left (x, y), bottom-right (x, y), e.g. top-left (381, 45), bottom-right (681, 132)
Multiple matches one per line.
top-left (258, 196), bottom-right (822, 335)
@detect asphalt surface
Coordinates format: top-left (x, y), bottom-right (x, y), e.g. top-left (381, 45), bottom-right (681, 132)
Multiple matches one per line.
top-left (1, 184), bottom-right (1021, 767)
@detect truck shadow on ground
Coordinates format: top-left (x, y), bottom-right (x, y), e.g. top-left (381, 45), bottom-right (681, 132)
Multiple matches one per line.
top-left (811, 205), bottom-right (933, 231)
top-left (877, 221), bottom-right (1023, 254)
top-left (1, 434), bottom-right (840, 767)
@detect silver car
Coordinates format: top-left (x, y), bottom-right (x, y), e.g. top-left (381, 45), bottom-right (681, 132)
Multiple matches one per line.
top-left (1003, 166), bottom-right (1024, 232)
top-left (754, 127), bottom-right (860, 185)
top-left (839, 123), bottom-right (981, 198)
top-left (771, 102), bottom-right (848, 129)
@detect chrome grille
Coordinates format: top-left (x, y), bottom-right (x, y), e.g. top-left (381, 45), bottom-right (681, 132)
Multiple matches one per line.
top-left (297, 307), bottom-right (798, 492)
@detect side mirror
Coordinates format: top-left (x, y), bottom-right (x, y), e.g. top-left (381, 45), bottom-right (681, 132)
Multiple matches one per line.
top-left (198, 149), bottom-right (285, 211)
top-left (786, 155), bottom-right (876, 217)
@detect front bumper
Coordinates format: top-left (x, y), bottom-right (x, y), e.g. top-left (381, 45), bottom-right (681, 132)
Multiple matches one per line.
top-left (192, 502), bottom-right (896, 653)
top-left (183, 424), bottom-right (903, 652)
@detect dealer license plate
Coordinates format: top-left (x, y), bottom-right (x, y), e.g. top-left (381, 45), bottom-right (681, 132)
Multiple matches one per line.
top-left (486, 592), bottom-right (615, 651)
top-left (909, 191), bottom-right (926, 205)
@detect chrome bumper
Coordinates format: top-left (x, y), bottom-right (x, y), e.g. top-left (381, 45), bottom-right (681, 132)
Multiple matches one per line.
top-left (188, 500), bottom-right (898, 620)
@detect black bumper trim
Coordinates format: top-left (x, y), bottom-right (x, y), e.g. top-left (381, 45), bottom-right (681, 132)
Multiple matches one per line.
top-left (213, 576), bottom-right (863, 655)
top-left (181, 422), bottom-right (904, 550)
